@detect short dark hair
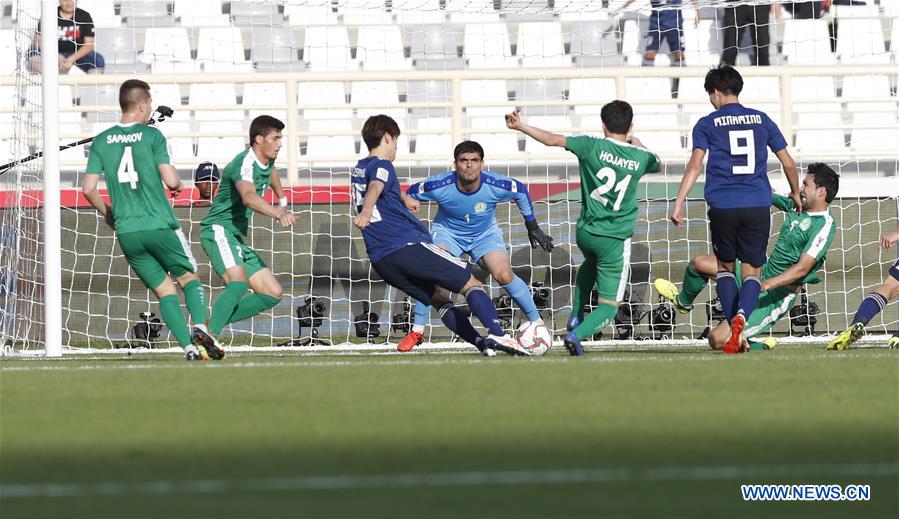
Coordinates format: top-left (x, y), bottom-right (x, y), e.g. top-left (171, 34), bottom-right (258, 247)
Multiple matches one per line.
top-left (806, 163), bottom-right (839, 203)
top-left (361, 115), bottom-right (401, 151)
top-left (249, 115), bottom-right (285, 146)
top-left (704, 64), bottom-right (743, 96)
top-left (600, 100), bottom-right (633, 135)
top-left (453, 140), bottom-right (484, 161)
top-left (119, 79), bottom-right (151, 112)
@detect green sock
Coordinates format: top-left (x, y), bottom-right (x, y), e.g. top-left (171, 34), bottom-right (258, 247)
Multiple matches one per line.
top-left (159, 294), bottom-right (192, 348)
top-left (227, 293), bottom-right (280, 324)
top-left (679, 264), bottom-right (707, 308)
top-left (209, 281), bottom-right (249, 335)
top-left (571, 259), bottom-right (597, 320)
top-left (748, 340), bottom-right (765, 351)
top-left (573, 303), bottom-right (617, 341)
top-left (181, 280), bottom-right (208, 326)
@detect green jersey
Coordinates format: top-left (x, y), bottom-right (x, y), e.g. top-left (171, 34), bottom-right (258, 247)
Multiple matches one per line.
top-left (565, 136), bottom-right (661, 240)
top-left (763, 194), bottom-right (836, 285)
top-left (84, 123), bottom-right (179, 234)
top-left (201, 148), bottom-right (274, 236)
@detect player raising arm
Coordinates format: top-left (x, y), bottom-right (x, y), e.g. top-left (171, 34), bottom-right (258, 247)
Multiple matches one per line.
top-left (656, 164), bottom-right (838, 351)
top-left (82, 79), bottom-right (211, 361)
top-left (396, 140), bottom-right (553, 352)
top-left (353, 115), bottom-right (528, 356)
top-left (507, 101), bottom-right (661, 356)
top-left (829, 227), bottom-right (899, 350)
top-left (199, 115), bottom-right (297, 357)
top-left (670, 64), bottom-right (801, 354)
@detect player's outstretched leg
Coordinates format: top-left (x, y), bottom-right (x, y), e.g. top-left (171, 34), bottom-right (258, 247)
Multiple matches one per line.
top-left (888, 333), bottom-right (899, 350)
top-left (462, 285), bottom-right (529, 356)
top-left (654, 256), bottom-right (715, 313)
top-left (397, 300), bottom-right (429, 352)
top-left (435, 302), bottom-right (493, 357)
top-left (828, 290), bottom-right (891, 351)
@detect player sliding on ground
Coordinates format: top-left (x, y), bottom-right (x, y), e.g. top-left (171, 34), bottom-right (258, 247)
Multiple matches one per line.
top-left (352, 115), bottom-right (528, 356)
top-left (81, 79), bottom-right (212, 361)
top-left (656, 164), bottom-right (838, 351)
top-left (396, 140), bottom-right (554, 352)
top-left (670, 64), bottom-right (801, 354)
top-left (829, 227), bottom-right (899, 350)
top-left (199, 115), bottom-right (297, 357)
top-left (506, 101), bottom-right (661, 356)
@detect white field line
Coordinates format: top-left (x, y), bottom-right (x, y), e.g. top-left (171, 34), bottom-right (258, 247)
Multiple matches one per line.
top-left (2, 462), bottom-right (897, 499)
top-left (2, 350), bottom-right (897, 372)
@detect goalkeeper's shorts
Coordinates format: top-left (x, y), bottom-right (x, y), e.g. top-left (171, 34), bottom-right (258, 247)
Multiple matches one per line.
top-left (200, 225), bottom-right (267, 279)
top-left (118, 229), bottom-right (197, 289)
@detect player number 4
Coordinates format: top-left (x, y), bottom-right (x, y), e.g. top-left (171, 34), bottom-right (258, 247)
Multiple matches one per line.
top-left (590, 167), bottom-right (632, 211)
top-left (729, 130), bottom-right (755, 175)
top-left (117, 146), bottom-right (138, 189)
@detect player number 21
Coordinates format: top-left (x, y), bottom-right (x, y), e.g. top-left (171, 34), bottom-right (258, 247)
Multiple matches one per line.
top-left (728, 130), bottom-right (755, 175)
top-left (117, 146), bottom-right (138, 189)
top-left (591, 167), bottom-right (631, 211)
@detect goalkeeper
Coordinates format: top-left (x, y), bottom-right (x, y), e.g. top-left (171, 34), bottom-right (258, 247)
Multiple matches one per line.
top-left (200, 115), bottom-right (297, 353)
top-left (81, 79), bottom-right (212, 361)
top-left (654, 164), bottom-right (839, 351)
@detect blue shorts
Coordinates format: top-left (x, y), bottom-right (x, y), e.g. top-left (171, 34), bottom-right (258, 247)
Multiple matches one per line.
top-left (26, 49), bottom-right (105, 72)
top-left (646, 11), bottom-right (683, 53)
top-left (889, 257), bottom-right (899, 282)
top-left (708, 206), bottom-right (770, 266)
top-left (371, 242), bottom-right (473, 305)
top-left (431, 223), bottom-right (507, 262)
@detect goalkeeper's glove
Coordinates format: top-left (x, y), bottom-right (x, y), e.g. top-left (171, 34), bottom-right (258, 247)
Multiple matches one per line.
top-left (525, 219), bottom-right (554, 252)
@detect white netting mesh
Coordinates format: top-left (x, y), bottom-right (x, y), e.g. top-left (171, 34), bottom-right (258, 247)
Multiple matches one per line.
top-left (1, 0), bottom-right (897, 353)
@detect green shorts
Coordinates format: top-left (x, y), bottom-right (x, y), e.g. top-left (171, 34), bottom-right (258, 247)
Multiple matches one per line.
top-left (576, 228), bottom-right (631, 302)
top-left (117, 229), bottom-right (197, 289)
top-left (735, 260), bottom-right (800, 339)
top-left (200, 224), bottom-right (267, 279)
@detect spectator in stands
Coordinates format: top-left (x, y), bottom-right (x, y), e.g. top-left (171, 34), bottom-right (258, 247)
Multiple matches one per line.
top-left (721, 0), bottom-right (773, 66)
top-left (27, 0), bottom-right (105, 74)
top-left (617, 0), bottom-right (699, 66)
top-left (194, 162), bottom-right (221, 204)
top-left (781, 1), bottom-right (825, 19)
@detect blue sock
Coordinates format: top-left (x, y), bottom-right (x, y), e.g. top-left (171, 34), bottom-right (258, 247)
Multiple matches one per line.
top-left (852, 292), bottom-right (887, 326)
top-left (412, 300), bottom-right (430, 332)
top-left (504, 276), bottom-right (540, 322)
top-left (738, 276), bottom-right (762, 319)
top-left (716, 270), bottom-right (739, 324)
top-left (465, 286), bottom-right (505, 337)
top-left (438, 303), bottom-right (481, 347)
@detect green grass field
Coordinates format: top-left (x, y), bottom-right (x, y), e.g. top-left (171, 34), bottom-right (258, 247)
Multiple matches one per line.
top-left (1, 345), bottom-right (897, 519)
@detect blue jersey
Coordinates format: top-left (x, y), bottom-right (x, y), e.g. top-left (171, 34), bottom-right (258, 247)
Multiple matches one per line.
top-left (405, 171), bottom-right (535, 239)
top-left (352, 156), bottom-right (430, 262)
top-left (692, 103), bottom-right (788, 210)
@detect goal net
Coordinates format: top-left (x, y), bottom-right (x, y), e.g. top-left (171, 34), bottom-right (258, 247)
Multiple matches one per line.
top-left (2, 0), bottom-right (897, 354)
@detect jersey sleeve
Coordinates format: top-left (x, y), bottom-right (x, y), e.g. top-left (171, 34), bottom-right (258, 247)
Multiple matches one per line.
top-left (81, 11), bottom-right (95, 39)
top-left (367, 159), bottom-right (396, 185)
top-left (644, 149), bottom-right (662, 174)
top-left (486, 173), bottom-right (535, 221)
top-left (565, 135), bottom-right (594, 161)
top-left (691, 118), bottom-right (710, 151)
top-left (764, 115), bottom-right (788, 153)
top-left (85, 143), bottom-right (104, 174)
top-left (405, 172), bottom-right (448, 202)
top-left (802, 216), bottom-right (836, 262)
top-left (771, 193), bottom-right (795, 212)
top-left (152, 129), bottom-right (171, 166)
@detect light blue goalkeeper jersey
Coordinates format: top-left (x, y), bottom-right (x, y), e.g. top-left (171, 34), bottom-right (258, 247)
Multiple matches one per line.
top-left (405, 171), bottom-right (535, 238)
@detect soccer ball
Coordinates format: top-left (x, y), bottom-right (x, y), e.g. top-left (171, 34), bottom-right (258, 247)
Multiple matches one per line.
top-left (514, 321), bottom-right (553, 356)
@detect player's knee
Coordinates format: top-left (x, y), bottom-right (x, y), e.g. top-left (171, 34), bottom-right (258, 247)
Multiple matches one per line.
top-left (459, 277), bottom-right (481, 295)
top-left (177, 271), bottom-right (199, 286)
top-left (707, 325), bottom-right (727, 350)
top-left (152, 277), bottom-right (177, 299)
top-left (493, 267), bottom-right (514, 285)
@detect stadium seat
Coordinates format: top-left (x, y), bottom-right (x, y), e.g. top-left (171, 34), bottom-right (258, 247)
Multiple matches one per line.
top-left (446, 0), bottom-right (500, 23)
top-left (149, 83), bottom-right (184, 109)
top-left (835, 17), bottom-right (890, 64)
top-left (196, 27), bottom-right (252, 73)
top-left (740, 76), bottom-right (780, 107)
top-left (683, 19), bottom-right (722, 65)
top-left (790, 76), bottom-right (839, 113)
top-left (189, 83), bottom-right (242, 122)
top-left (412, 117), bottom-right (452, 162)
top-left (625, 78), bottom-right (674, 110)
top-left (350, 81), bottom-right (404, 120)
top-left (517, 22), bottom-right (569, 68)
top-left (523, 116), bottom-right (571, 158)
top-left (174, 0), bottom-right (227, 27)
top-left (196, 121), bottom-right (244, 162)
top-left (57, 85), bottom-right (81, 124)
top-left (407, 80), bottom-right (451, 117)
top-left (568, 78), bottom-right (616, 115)
top-left (159, 121), bottom-right (195, 162)
top-left (305, 119), bottom-right (356, 164)
top-left (303, 26), bottom-right (355, 71)
top-left (795, 112), bottom-right (846, 151)
top-left (120, 0), bottom-right (173, 27)
top-left (93, 28), bottom-right (143, 72)
top-left (850, 112), bottom-right (899, 153)
top-left (298, 82), bottom-right (353, 119)
top-left (841, 75), bottom-right (894, 112)
top-left (285, 2), bottom-right (338, 26)
top-left (621, 18), bottom-right (646, 65)
top-left (339, 0), bottom-right (394, 25)
top-left (513, 79), bottom-right (566, 116)
top-left (461, 80), bottom-right (509, 117)
top-left (251, 27), bottom-right (304, 71)
top-left (468, 117), bottom-right (522, 162)
top-left (141, 28), bottom-right (196, 73)
top-left (356, 25), bottom-right (411, 71)
top-left (500, 0), bottom-right (554, 22)
top-left (230, 1), bottom-right (284, 25)
top-left (0, 30), bottom-right (16, 76)
top-left (893, 19), bottom-right (899, 61)
top-left (76, 0), bottom-right (121, 28)
top-left (570, 21), bottom-right (623, 67)
top-left (394, 0), bottom-right (445, 25)
top-left (554, 0), bottom-right (607, 21)
top-left (410, 25), bottom-right (464, 69)
top-left (242, 82), bottom-right (287, 120)
top-left (782, 19), bottom-right (836, 64)
top-left (832, 4), bottom-right (880, 19)
top-left (79, 85), bottom-right (119, 122)
top-left (633, 113), bottom-right (683, 153)
top-left (464, 23), bottom-right (517, 68)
